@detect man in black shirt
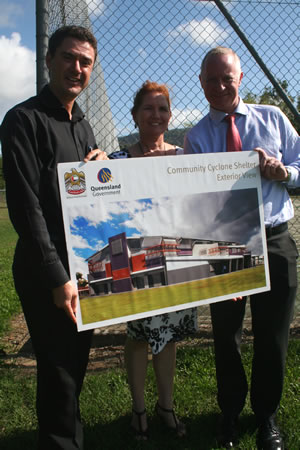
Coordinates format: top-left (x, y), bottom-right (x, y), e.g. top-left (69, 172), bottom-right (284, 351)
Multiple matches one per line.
top-left (1, 25), bottom-right (106, 449)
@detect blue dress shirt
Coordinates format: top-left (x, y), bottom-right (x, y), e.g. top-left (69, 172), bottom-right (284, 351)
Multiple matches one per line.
top-left (184, 99), bottom-right (300, 227)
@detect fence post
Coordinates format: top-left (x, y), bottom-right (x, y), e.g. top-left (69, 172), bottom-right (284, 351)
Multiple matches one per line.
top-left (36, 0), bottom-right (49, 94)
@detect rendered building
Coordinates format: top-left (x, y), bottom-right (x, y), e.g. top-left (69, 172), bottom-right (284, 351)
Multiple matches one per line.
top-left (86, 232), bottom-right (252, 296)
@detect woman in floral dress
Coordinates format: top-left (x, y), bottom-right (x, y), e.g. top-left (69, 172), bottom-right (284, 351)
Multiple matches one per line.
top-left (109, 80), bottom-right (197, 440)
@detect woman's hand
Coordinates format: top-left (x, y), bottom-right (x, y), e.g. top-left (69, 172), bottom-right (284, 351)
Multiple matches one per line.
top-left (231, 296), bottom-right (243, 302)
top-left (84, 148), bottom-right (109, 162)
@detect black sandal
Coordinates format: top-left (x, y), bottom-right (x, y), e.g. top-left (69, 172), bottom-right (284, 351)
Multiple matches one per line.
top-left (155, 402), bottom-right (186, 437)
top-left (131, 408), bottom-right (149, 441)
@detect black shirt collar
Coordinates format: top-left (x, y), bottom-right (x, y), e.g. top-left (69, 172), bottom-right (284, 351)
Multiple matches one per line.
top-left (38, 84), bottom-right (85, 122)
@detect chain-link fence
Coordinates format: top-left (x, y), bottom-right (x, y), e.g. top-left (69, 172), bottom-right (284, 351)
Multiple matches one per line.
top-left (47, 0), bottom-right (300, 147)
top-left (44, 0), bottom-right (300, 321)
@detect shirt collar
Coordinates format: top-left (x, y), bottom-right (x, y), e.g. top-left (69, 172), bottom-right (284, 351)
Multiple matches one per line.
top-left (38, 84), bottom-right (85, 122)
top-left (209, 98), bottom-right (248, 124)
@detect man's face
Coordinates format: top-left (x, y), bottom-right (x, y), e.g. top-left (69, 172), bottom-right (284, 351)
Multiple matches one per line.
top-left (200, 53), bottom-right (243, 113)
top-left (46, 37), bottom-right (95, 105)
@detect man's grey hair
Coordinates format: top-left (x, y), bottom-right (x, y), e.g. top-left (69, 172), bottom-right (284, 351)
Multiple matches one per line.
top-left (200, 47), bottom-right (241, 75)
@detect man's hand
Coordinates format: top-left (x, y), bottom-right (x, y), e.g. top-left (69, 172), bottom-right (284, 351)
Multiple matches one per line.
top-left (254, 147), bottom-right (289, 181)
top-left (84, 148), bottom-right (108, 162)
top-left (53, 281), bottom-right (78, 324)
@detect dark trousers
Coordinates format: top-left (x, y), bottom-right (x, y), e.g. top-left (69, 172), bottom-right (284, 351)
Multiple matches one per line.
top-left (13, 248), bottom-right (93, 450)
top-left (210, 229), bottom-right (298, 422)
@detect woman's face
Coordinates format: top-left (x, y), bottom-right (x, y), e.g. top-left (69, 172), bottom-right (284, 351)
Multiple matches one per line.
top-left (134, 91), bottom-right (171, 135)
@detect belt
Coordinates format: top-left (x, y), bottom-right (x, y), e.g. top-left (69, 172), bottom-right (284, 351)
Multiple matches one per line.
top-left (265, 222), bottom-right (288, 238)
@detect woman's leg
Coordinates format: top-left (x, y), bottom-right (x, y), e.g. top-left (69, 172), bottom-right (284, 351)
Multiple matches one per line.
top-left (124, 337), bottom-right (149, 432)
top-left (153, 342), bottom-right (176, 410)
top-left (153, 342), bottom-right (185, 436)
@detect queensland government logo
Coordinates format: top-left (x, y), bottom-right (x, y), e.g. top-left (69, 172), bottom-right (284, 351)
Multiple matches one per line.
top-left (91, 167), bottom-right (121, 197)
top-left (98, 168), bottom-right (113, 183)
top-left (64, 168), bottom-right (86, 197)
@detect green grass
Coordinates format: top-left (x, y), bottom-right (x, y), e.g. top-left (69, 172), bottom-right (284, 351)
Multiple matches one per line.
top-left (0, 340), bottom-right (299, 449)
top-left (0, 207), bottom-right (19, 336)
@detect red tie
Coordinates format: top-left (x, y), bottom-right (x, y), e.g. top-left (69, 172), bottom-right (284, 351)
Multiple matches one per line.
top-left (225, 114), bottom-right (242, 152)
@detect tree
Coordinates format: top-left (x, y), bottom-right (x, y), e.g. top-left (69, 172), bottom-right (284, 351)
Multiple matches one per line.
top-left (76, 272), bottom-right (88, 288)
top-left (243, 80), bottom-right (300, 134)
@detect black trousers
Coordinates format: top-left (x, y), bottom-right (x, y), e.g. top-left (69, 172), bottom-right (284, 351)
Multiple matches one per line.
top-left (13, 244), bottom-right (93, 450)
top-left (210, 228), bottom-right (298, 422)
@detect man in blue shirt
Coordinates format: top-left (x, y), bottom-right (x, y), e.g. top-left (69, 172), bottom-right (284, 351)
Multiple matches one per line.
top-left (185, 47), bottom-right (299, 450)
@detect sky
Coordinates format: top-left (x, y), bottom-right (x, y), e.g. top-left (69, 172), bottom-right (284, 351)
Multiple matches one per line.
top-left (0, 0), bottom-right (298, 138)
top-left (66, 188), bottom-right (263, 276)
top-left (0, 1), bottom-right (36, 124)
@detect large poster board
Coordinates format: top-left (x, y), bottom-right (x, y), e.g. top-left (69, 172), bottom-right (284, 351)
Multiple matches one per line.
top-left (58, 151), bottom-right (270, 331)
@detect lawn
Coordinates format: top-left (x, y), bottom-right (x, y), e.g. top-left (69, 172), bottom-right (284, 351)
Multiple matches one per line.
top-left (0, 340), bottom-right (299, 449)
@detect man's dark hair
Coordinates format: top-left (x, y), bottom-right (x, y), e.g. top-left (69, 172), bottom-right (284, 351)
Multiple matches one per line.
top-left (48, 25), bottom-right (98, 61)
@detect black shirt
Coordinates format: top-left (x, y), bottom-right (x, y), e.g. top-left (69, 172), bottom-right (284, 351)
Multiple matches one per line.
top-left (0, 85), bottom-right (97, 289)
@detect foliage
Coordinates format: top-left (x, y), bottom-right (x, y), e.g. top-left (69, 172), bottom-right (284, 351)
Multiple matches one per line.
top-left (76, 272), bottom-right (88, 287)
top-left (118, 128), bottom-right (190, 150)
top-left (0, 340), bottom-right (299, 449)
top-left (118, 132), bottom-right (139, 149)
top-left (243, 80), bottom-right (300, 134)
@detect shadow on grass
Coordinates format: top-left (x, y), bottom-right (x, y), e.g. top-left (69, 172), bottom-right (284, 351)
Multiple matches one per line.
top-left (84, 413), bottom-right (218, 450)
top-left (0, 431), bottom-right (37, 450)
top-left (0, 413), bottom-right (286, 450)
top-left (83, 412), bottom-right (259, 450)
top-left (0, 413), bottom-right (220, 450)
top-left (83, 411), bottom-right (243, 450)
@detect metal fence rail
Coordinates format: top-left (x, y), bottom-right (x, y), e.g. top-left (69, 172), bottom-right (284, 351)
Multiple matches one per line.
top-left (40, 0), bottom-right (300, 319)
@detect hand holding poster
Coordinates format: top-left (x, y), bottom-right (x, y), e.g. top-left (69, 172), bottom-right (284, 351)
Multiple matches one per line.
top-left (58, 151), bottom-right (270, 331)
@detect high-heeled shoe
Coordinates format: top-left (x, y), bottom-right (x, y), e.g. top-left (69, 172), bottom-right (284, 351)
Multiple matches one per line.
top-left (130, 408), bottom-right (149, 441)
top-left (155, 402), bottom-right (186, 437)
